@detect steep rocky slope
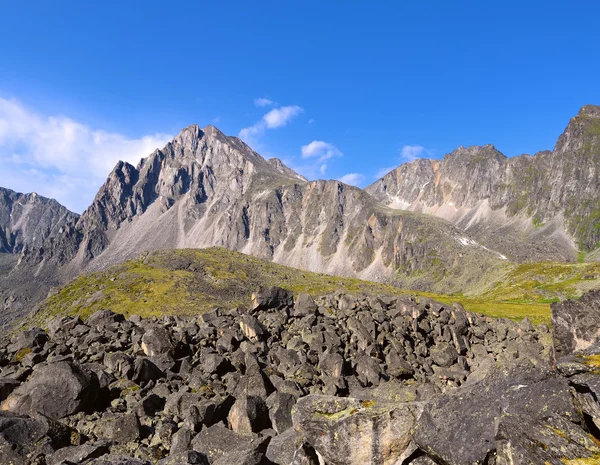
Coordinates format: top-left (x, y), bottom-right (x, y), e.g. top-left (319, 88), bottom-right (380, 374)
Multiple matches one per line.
top-left (0, 187), bottom-right (78, 254)
top-left (0, 189), bottom-right (79, 328)
top-left (366, 105), bottom-right (600, 261)
top-left (22, 125), bottom-right (506, 296)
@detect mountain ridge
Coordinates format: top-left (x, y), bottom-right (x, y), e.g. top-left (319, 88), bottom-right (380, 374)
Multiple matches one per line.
top-left (366, 104), bottom-right (600, 261)
top-left (1, 105), bottom-right (599, 328)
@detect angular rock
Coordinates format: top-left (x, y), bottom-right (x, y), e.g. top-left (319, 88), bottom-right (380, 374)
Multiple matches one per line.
top-left (191, 424), bottom-right (259, 462)
top-left (0, 411), bottom-right (75, 465)
top-left (552, 290), bottom-right (600, 359)
top-left (414, 363), bottom-right (580, 465)
top-left (293, 294), bottom-right (318, 317)
top-left (227, 395), bottom-right (270, 435)
top-left (132, 357), bottom-right (164, 384)
top-left (292, 394), bottom-right (422, 465)
top-left (495, 413), bottom-right (600, 465)
top-left (251, 287), bottom-right (293, 311)
top-left (47, 442), bottom-right (110, 465)
top-left (2, 361), bottom-right (99, 419)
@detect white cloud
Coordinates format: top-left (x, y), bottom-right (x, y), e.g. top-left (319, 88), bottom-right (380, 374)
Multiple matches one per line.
top-left (374, 166), bottom-right (395, 179)
top-left (0, 97), bottom-right (172, 213)
top-left (338, 173), bottom-right (365, 186)
top-left (301, 140), bottom-right (343, 163)
top-left (239, 105), bottom-right (303, 146)
top-left (400, 144), bottom-right (425, 161)
top-left (308, 119), bottom-right (315, 124)
top-left (254, 97), bottom-right (274, 107)
top-left (263, 106), bottom-right (303, 129)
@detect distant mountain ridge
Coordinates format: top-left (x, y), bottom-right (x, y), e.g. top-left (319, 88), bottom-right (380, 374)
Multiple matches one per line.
top-left (367, 105), bottom-right (600, 261)
top-left (0, 187), bottom-right (78, 254)
top-left (1, 105), bottom-right (599, 328)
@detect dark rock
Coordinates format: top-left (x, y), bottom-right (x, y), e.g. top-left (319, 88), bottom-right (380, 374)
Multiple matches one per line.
top-left (132, 357), bottom-right (164, 384)
top-left (86, 309), bottom-right (125, 328)
top-left (0, 378), bottom-right (20, 401)
top-left (429, 343), bottom-right (459, 367)
top-left (86, 455), bottom-right (151, 465)
top-left (97, 413), bottom-right (141, 443)
top-left (294, 294), bottom-right (318, 317)
top-left (228, 395), bottom-right (270, 435)
top-left (47, 441), bottom-right (110, 465)
top-left (414, 363), bottom-right (580, 465)
top-left (355, 354), bottom-right (381, 386)
top-left (495, 413), bottom-right (600, 465)
top-left (159, 450), bottom-right (210, 465)
top-left (191, 424), bottom-right (258, 462)
top-left (141, 326), bottom-right (174, 357)
top-left (266, 391), bottom-right (296, 434)
top-left (240, 315), bottom-right (266, 341)
top-left (2, 361), bottom-right (99, 419)
top-left (251, 287), bottom-right (293, 311)
top-left (0, 411), bottom-right (75, 465)
top-left (552, 290), bottom-right (600, 359)
top-left (170, 427), bottom-right (194, 454)
top-left (265, 427), bottom-right (297, 464)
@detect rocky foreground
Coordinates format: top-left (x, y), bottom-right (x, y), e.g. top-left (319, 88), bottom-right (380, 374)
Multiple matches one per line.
top-left (0, 288), bottom-right (599, 464)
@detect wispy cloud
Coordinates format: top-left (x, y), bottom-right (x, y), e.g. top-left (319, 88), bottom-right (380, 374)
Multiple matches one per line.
top-left (338, 173), bottom-right (365, 186)
top-left (400, 144), bottom-right (425, 161)
top-left (239, 105), bottom-right (303, 146)
top-left (254, 97), bottom-right (274, 107)
top-left (0, 97), bottom-right (172, 213)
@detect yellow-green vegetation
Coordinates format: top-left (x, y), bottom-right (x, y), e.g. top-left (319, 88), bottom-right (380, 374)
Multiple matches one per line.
top-left (423, 261), bottom-right (600, 325)
top-left (562, 455), bottom-right (600, 465)
top-left (14, 347), bottom-right (32, 362)
top-left (33, 247), bottom-right (409, 326)
top-left (576, 354), bottom-right (600, 372)
top-left (32, 247), bottom-right (600, 328)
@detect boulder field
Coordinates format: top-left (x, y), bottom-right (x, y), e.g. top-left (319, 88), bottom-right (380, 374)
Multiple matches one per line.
top-left (0, 287), bottom-right (598, 464)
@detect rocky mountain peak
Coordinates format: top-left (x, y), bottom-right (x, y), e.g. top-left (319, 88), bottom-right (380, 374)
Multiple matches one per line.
top-left (578, 104), bottom-right (600, 119)
top-left (172, 123), bottom-right (203, 149)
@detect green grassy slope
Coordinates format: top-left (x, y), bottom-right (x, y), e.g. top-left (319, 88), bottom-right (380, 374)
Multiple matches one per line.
top-left (32, 248), bottom-right (600, 327)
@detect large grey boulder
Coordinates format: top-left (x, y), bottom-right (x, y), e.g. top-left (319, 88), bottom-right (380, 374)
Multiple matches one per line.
top-left (2, 361), bottom-right (99, 419)
top-left (552, 290), bottom-right (600, 359)
top-left (292, 394), bottom-right (423, 465)
top-left (414, 363), bottom-right (580, 465)
top-left (0, 411), bottom-right (75, 465)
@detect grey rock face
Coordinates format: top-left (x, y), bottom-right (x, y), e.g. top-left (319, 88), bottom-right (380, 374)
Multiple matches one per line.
top-left (14, 124), bottom-right (507, 319)
top-left (366, 105), bottom-right (600, 260)
top-left (414, 363), bottom-right (579, 465)
top-left (0, 187), bottom-right (78, 254)
top-left (552, 289), bottom-right (600, 359)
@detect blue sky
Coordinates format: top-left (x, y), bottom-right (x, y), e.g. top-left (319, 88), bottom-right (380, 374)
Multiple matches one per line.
top-left (1, 1), bottom-right (599, 212)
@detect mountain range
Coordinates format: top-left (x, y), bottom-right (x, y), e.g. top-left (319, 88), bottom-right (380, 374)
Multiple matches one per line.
top-left (1, 105), bottom-right (599, 328)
